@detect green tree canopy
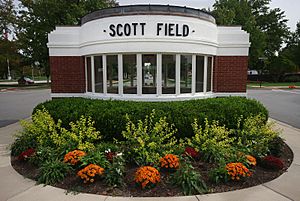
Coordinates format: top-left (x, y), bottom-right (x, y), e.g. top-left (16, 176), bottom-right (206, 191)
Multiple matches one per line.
top-left (212, 0), bottom-right (289, 70)
top-left (268, 21), bottom-right (300, 81)
top-left (16, 0), bottom-right (118, 79)
top-left (0, 0), bottom-right (16, 39)
top-left (0, 0), bottom-right (20, 79)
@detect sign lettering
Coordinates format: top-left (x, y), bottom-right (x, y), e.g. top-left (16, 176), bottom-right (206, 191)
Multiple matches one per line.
top-left (108, 23), bottom-right (191, 37)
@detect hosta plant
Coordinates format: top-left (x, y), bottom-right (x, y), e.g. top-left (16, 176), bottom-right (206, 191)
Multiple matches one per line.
top-left (134, 166), bottom-right (160, 188)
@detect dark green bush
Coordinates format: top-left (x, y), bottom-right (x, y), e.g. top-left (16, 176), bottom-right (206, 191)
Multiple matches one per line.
top-left (33, 97), bottom-right (268, 140)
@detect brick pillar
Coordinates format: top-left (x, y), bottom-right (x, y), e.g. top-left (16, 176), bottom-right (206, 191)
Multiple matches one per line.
top-left (213, 56), bottom-right (248, 93)
top-left (50, 56), bottom-right (86, 93)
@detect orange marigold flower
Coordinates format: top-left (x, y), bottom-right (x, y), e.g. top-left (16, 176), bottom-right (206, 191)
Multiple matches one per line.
top-left (226, 162), bottom-right (252, 181)
top-left (134, 166), bottom-right (160, 188)
top-left (159, 154), bottom-right (180, 169)
top-left (64, 150), bottom-right (86, 165)
top-left (77, 164), bottom-right (104, 183)
top-left (246, 155), bottom-right (257, 166)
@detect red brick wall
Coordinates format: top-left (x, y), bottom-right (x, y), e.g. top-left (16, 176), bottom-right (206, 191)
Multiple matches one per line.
top-left (213, 56), bottom-right (248, 93)
top-left (50, 56), bottom-right (86, 93)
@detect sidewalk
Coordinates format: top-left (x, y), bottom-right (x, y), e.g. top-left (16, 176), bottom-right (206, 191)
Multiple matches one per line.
top-left (0, 120), bottom-right (299, 201)
top-left (0, 80), bottom-right (50, 85)
top-left (248, 85), bottom-right (299, 89)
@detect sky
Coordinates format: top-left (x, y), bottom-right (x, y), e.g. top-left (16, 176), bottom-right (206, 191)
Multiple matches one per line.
top-left (117, 0), bottom-right (300, 31)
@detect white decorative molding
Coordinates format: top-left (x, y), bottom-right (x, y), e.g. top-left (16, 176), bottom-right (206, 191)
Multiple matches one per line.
top-left (48, 15), bottom-right (250, 57)
top-left (213, 93), bottom-right (247, 97)
top-left (51, 92), bottom-right (247, 102)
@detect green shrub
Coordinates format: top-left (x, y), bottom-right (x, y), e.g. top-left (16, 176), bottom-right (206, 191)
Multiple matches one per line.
top-left (95, 142), bottom-right (121, 153)
top-left (122, 110), bottom-right (177, 166)
top-left (80, 151), bottom-right (109, 168)
top-left (33, 97), bottom-right (268, 140)
top-left (11, 126), bottom-right (37, 156)
top-left (18, 109), bottom-right (100, 153)
top-left (209, 165), bottom-right (228, 184)
top-left (105, 154), bottom-right (125, 187)
top-left (30, 146), bottom-right (64, 166)
top-left (11, 109), bottom-right (55, 156)
top-left (38, 160), bottom-right (71, 185)
top-left (171, 158), bottom-right (207, 195)
top-left (190, 119), bottom-right (235, 163)
top-left (234, 115), bottom-right (280, 157)
top-left (268, 136), bottom-right (284, 157)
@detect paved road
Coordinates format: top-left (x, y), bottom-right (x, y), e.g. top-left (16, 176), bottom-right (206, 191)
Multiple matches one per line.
top-left (0, 89), bottom-right (50, 127)
top-left (0, 88), bottom-right (299, 129)
top-left (248, 89), bottom-right (300, 129)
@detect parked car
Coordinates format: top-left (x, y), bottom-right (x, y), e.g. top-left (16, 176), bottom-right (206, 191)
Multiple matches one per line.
top-left (18, 76), bottom-right (34, 85)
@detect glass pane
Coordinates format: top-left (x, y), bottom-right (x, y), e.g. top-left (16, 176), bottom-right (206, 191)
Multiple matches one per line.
top-left (162, 55), bottom-right (176, 94)
top-left (142, 54), bottom-right (157, 94)
top-left (207, 57), bottom-right (212, 92)
top-left (86, 57), bottom-right (92, 92)
top-left (180, 55), bottom-right (192, 93)
top-left (123, 55), bottom-right (137, 94)
top-left (94, 56), bottom-right (103, 93)
top-left (107, 55), bottom-right (118, 94)
top-left (196, 56), bottom-right (204, 92)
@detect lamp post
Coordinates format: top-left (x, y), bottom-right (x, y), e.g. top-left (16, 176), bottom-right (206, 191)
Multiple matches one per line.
top-left (7, 58), bottom-right (11, 80)
top-left (32, 61), bottom-right (40, 81)
top-left (258, 57), bottom-right (267, 88)
top-left (31, 64), bottom-right (34, 81)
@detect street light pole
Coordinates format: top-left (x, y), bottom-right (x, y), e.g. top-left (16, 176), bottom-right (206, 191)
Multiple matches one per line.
top-left (7, 58), bottom-right (11, 80)
top-left (258, 57), bottom-right (267, 88)
top-left (31, 64), bottom-right (34, 81)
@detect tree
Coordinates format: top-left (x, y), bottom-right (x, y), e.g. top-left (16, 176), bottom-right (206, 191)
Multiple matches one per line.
top-left (0, 39), bottom-right (21, 79)
top-left (212, 0), bottom-right (289, 71)
top-left (17, 0), bottom-right (118, 81)
top-left (0, 0), bottom-right (16, 39)
top-left (0, 0), bottom-right (19, 79)
top-left (262, 22), bottom-right (300, 82)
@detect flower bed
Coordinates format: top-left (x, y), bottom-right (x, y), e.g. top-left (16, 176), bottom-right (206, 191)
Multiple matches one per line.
top-left (10, 101), bottom-right (293, 196)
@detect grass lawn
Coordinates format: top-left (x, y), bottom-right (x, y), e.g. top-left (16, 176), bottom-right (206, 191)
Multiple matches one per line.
top-left (248, 82), bottom-right (300, 87)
